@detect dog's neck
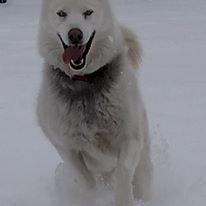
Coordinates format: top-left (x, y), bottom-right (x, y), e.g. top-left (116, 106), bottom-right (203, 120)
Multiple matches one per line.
top-left (47, 54), bottom-right (123, 102)
top-left (54, 64), bottom-right (110, 83)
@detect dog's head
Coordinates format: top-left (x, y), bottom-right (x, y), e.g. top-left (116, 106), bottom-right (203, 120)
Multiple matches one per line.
top-left (39, 0), bottom-right (123, 76)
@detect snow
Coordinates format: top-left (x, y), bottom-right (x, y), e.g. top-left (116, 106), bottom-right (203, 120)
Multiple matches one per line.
top-left (0, 0), bottom-right (206, 205)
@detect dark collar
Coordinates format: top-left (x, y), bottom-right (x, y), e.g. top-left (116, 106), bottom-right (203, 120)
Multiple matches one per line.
top-left (72, 74), bottom-right (91, 82)
top-left (54, 64), bottom-right (109, 83)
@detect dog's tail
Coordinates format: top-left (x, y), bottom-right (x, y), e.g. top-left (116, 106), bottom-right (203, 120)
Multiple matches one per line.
top-left (121, 26), bottom-right (142, 69)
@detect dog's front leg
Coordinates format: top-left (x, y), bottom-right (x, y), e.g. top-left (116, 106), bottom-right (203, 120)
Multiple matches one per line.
top-left (115, 138), bottom-right (141, 206)
top-left (56, 149), bottom-right (96, 189)
top-left (68, 150), bottom-right (96, 189)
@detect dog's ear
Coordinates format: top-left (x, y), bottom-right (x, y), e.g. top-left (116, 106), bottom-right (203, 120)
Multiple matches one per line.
top-left (121, 26), bottom-right (142, 69)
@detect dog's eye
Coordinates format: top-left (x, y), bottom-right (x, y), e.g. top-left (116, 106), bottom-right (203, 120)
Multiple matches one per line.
top-left (83, 10), bottom-right (94, 19)
top-left (57, 10), bottom-right (67, 18)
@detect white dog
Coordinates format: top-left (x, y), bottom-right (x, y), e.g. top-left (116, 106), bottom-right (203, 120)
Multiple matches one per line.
top-left (37, 0), bottom-right (152, 205)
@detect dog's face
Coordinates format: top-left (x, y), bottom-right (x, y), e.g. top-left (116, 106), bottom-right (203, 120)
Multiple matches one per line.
top-left (43, 0), bottom-right (114, 72)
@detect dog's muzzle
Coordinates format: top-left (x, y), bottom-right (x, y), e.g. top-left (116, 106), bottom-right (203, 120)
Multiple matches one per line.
top-left (58, 31), bottom-right (96, 71)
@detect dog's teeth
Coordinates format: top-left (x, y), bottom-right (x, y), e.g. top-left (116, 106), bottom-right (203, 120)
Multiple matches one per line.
top-left (71, 59), bottom-right (84, 66)
top-left (71, 59), bottom-right (75, 65)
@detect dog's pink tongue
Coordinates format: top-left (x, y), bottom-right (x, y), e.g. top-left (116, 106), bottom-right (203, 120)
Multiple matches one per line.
top-left (62, 46), bottom-right (85, 64)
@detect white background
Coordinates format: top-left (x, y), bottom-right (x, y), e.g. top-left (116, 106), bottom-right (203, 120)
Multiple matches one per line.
top-left (0, 0), bottom-right (206, 205)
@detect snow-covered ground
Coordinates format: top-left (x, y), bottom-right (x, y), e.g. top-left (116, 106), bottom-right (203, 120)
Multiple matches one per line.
top-left (0, 0), bottom-right (206, 205)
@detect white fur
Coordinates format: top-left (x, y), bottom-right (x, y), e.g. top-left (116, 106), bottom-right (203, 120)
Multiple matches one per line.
top-left (37, 0), bottom-right (152, 205)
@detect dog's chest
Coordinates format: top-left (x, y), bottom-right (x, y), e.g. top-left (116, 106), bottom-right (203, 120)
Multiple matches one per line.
top-left (46, 59), bottom-right (123, 156)
top-left (57, 93), bottom-right (123, 153)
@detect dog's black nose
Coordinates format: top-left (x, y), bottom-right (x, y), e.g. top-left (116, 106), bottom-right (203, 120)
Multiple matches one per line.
top-left (68, 28), bottom-right (83, 44)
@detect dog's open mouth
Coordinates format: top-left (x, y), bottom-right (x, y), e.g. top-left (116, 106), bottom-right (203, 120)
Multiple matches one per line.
top-left (58, 31), bottom-right (96, 70)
